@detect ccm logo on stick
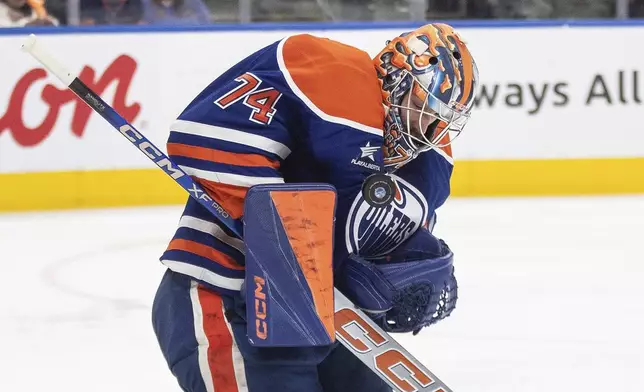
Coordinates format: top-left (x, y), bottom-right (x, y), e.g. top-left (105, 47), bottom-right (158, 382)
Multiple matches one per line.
top-left (118, 124), bottom-right (183, 180)
top-left (118, 125), bottom-right (231, 220)
top-left (335, 308), bottom-right (442, 392)
top-left (254, 276), bottom-right (268, 340)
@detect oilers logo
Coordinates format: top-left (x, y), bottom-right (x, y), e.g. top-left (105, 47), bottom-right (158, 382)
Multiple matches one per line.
top-left (346, 174), bottom-right (428, 256)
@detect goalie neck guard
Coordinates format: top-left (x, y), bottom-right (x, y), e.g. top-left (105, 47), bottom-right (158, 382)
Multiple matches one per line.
top-left (374, 23), bottom-right (479, 172)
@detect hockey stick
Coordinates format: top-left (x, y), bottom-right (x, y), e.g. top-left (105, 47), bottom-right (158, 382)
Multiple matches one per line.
top-left (22, 34), bottom-right (453, 392)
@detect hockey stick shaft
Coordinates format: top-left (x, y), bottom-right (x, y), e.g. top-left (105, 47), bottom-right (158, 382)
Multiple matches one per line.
top-left (21, 34), bottom-right (243, 237)
top-left (22, 34), bottom-right (452, 392)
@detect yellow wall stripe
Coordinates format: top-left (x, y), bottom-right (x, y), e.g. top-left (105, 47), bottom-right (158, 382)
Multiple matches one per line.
top-left (452, 157), bottom-right (644, 196)
top-left (0, 168), bottom-right (187, 212)
top-left (1, 157), bottom-right (643, 212)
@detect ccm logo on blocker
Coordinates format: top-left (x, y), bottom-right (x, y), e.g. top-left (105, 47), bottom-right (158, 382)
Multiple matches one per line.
top-left (254, 276), bottom-right (268, 340)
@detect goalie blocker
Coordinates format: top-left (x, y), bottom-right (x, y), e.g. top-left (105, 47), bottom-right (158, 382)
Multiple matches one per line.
top-left (243, 184), bottom-right (337, 347)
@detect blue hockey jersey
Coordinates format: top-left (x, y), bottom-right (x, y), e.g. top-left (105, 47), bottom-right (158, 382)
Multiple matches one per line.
top-left (159, 34), bottom-right (454, 295)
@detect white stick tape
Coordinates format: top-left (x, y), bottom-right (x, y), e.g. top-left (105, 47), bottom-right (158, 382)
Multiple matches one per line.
top-left (21, 34), bottom-right (77, 86)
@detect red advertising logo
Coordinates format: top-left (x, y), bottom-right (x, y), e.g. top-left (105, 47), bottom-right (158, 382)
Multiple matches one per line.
top-left (0, 54), bottom-right (141, 147)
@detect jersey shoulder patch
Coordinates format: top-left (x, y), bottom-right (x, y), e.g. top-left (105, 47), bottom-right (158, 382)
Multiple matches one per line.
top-left (277, 34), bottom-right (384, 134)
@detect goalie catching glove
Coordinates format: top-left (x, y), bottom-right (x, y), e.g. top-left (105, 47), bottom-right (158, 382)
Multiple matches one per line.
top-left (337, 227), bottom-right (458, 335)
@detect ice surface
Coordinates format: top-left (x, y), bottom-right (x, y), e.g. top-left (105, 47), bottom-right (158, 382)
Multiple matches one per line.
top-left (1, 196), bottom-right (643, 391)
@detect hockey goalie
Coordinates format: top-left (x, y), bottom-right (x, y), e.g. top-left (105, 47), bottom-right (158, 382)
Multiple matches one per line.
top-left (151, 23), bottom-right (479, 392)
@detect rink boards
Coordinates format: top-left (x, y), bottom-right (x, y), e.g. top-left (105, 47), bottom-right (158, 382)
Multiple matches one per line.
top-left (1, 22), bottom-right (644, 211)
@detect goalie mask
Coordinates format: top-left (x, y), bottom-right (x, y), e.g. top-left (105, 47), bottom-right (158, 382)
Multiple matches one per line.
top-left (374, 23), bottom-right (479, 172)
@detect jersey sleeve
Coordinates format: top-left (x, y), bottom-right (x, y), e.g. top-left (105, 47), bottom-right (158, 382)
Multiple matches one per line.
top-left (168, 71), bottom-right (293, 219)
top-left (160, 43), bottom-right (297, 294)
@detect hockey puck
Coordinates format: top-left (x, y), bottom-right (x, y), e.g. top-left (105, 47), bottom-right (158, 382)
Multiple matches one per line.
top-left (361, 174), bottom-right (395, 208)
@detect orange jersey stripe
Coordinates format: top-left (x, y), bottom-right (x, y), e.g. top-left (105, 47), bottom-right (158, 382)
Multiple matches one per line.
top-left (198, 179), bottom-right (248, 219)
top-left (270, 189), bottom-right (336, 340)
top-left (168, 239), bottom-right (244, 271)
top-left (168, 143), bottom-right (280, 169)
top-left (282, 34), bottom-right (385, 130)
top-left (197, 287), bottom-right (240, 392)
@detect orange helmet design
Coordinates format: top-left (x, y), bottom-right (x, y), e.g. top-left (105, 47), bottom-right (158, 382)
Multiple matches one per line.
top-left (374, 23), bottom-right (479, 171)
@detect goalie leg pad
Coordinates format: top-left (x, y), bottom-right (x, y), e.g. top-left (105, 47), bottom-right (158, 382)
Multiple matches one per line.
top-left (243, 183), bottom-right (337, 347)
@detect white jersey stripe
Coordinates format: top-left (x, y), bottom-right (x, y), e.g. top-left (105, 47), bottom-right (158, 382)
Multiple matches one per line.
top-left (179, 165), bottom-right (285, 188)
top-left (276, 37), bottom-right (383, 137)
top-left (221, 301), bottom-right (249, 392)
top-left (162, 260), bottom-right (244, 291)
top-left (189, 281), bottom-right (215, 392)
top-left (179, 215), bottom-right (245, 254)
top-left (171, 119), bottom-right (292, 159)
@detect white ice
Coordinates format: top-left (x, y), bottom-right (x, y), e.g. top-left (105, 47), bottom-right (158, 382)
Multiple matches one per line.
top-left (1, 196), bottom-right (643, 391)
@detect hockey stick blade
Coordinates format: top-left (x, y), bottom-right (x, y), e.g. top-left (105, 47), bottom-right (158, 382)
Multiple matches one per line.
top-left (21, 34), bottom-right (453, 392)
